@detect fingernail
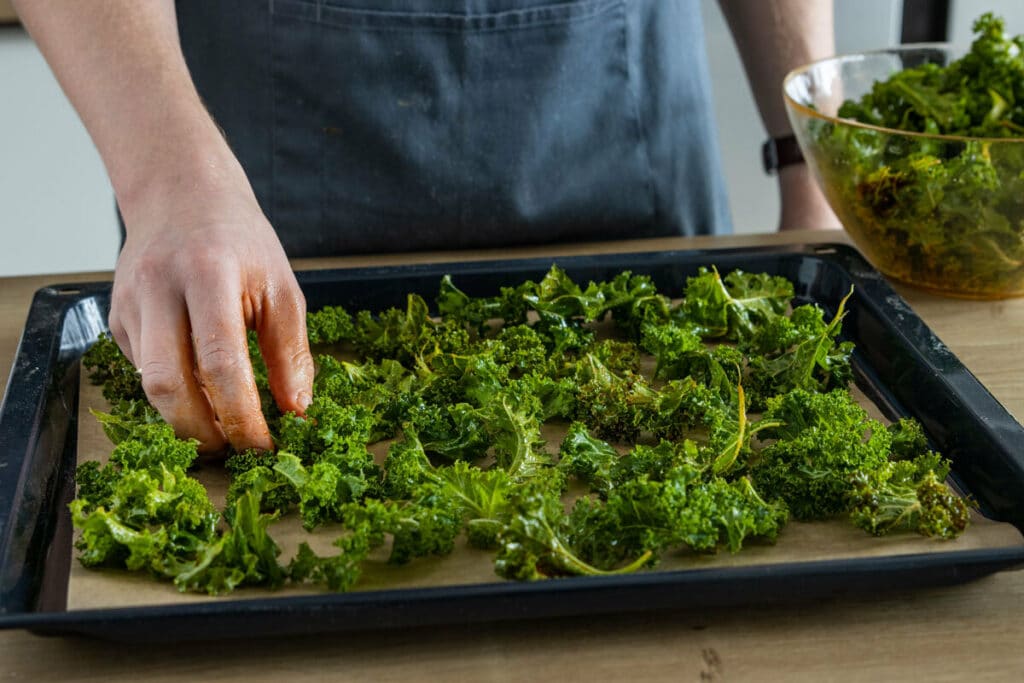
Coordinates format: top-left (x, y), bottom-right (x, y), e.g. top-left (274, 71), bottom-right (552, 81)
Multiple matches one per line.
top-left (296, 390), bottom-right (312, 412)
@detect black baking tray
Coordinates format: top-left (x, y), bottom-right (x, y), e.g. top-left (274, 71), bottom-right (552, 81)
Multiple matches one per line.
top-left (2, 243), bottom-right (1024, 642)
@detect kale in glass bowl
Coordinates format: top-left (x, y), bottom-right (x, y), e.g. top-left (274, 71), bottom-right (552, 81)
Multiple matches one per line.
top-left (784, 13), bottom-right (1024, 298)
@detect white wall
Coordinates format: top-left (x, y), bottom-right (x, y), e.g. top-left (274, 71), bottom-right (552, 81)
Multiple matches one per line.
top-left (0, 27), bottom-right (118, 277)
top-left (949, 0), bottom-right (1024, 47)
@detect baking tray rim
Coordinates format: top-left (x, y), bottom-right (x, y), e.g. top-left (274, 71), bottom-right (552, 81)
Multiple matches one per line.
top-left (6, 546), bottom-right (1024, 639)
top-left (2, 241), bottom-right (1024, 638)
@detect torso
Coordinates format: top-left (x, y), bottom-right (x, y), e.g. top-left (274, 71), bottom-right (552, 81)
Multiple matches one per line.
top-left (177, 0), bottom-right (732, 257)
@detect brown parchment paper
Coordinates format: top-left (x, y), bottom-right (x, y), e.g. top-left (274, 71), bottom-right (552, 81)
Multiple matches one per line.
top-left (66, 368), bottom-right (1024, 611)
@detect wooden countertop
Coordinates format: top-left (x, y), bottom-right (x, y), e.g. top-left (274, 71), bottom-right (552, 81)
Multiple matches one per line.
top-left (2, 231), bottom-right (1023, 682)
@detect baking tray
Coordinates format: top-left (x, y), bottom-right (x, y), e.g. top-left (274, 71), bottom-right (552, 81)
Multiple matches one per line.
top-left (2, 243), bottom-right (1024, 642)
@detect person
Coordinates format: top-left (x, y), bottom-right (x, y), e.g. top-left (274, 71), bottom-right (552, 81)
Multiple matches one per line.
top-left (14, 0), bottom-right (838, 453)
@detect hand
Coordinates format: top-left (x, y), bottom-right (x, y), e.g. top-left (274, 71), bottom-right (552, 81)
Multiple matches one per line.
top-left (777, 164), bottom-right (842, 232)
top-left (110, 170), bottom-right (314, 453)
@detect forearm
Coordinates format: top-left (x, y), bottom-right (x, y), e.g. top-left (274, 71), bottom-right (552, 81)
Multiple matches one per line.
top-left (16, 1), bottom-right (312, 452)
top-left (718, 0), bottom-right (834, 137)
top-left (718, 0), bottom-right (838, 231)
top-left (13, 0), bottom-right (240, 221)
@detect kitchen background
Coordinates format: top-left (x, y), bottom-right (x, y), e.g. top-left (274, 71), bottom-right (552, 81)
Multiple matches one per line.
top-left (1, 1), bottom-right (1022, 277)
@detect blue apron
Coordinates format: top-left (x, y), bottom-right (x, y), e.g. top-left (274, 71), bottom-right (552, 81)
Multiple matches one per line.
top-left (176, 0), bottom-right (731, 257)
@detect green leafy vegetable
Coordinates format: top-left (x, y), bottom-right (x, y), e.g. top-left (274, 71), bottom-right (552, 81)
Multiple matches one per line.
top-left (71, 264), bottom-right (969, 596)
top-left (849, 461), bottom-right (970, 539)
top-left (809, 12), bottom-right (1024, 294)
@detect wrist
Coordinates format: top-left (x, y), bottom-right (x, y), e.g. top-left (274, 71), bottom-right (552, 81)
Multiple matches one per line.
top-left (777, 164), bottom-right (840, 231)
top-left (114, 122), bottom-right (251, 230)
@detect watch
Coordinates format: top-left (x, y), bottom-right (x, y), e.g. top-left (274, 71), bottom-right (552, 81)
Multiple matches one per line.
top-left (761, 134), bottom-right (805, 175)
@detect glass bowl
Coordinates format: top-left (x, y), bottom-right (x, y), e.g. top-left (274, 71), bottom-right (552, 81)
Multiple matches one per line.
top-left (784, 46), bottom-right (1024, 299)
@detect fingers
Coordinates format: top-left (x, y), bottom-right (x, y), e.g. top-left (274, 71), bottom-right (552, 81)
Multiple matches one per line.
top-left (107, 312), bottom-right (135, 366)
top-left (258, 275), bottom-right (314, 417)
top-left (134, 293), bottom-right (227, 452)
top-left (112, 254), bottom-right (300, 453)
top-left (186, 282), bottom-right (274, 452)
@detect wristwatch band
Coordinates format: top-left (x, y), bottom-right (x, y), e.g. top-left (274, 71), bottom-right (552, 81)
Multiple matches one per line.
top-left (761, 134), bottom-right (805, 175)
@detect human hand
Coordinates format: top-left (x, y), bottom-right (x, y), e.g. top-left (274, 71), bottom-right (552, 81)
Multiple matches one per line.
top-left (11, 0), bottom-right (314, 452)
top-left (110, 174), bottom-right (314, 453)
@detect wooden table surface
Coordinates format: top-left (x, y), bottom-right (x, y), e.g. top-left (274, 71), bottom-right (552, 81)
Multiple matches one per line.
top-left (2, 231), bottom-right (1023, 682)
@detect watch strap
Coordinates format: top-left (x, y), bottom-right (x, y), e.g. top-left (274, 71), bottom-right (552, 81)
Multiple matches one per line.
top-left (761, 134), bottom-right (805, 174)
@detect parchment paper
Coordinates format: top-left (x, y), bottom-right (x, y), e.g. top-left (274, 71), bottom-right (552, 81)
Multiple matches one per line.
top-left (67, 367), bottom-right (1024, 611)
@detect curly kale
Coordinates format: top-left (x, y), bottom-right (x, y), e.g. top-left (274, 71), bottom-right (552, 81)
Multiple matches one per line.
top-left (170, 488), bottom-right (286, 595)
top-left (839, 14), bottom-right (1024, 137)
top-left (752, 389), bottom-right (892, 520)
top-left (82, 333), bottom-right (145, 405)
top-left (811, 13), bottom-right (1024, 294)
top-left (850, 463), bottom-right (970, 539)
top-left (639, 319), bottom-right (704, 379)
top-left (569, 468), bottom-right (787, 570)
top-left (404, 402), bottom-right (491, 461)
top-left (436, 275), bottom-right (532, 333)
top-left (574, 355), bottom-right (723, 442)
top-left (482, 389), bottom-right (555, 483)
top-left (679, 267), bottom-right (794, 342)
top-left (557, 421), bottom-right (621, 493)
top-left (72, 264), bottom-right (971, 596)
top-left (599, 270), bottom-right (672, 338)
top-left (382, 430), bottom-right (518, 549)
top-left (745, 291), bottom-right (855, 404)
top-left (306, 305), bottom-right (356, 345)
top-left (424, 461), bottom-right (515, 549)
top-left (495, 483), bottom-right (652, 580)
top-left (71, 455), bottom-right (218, 577)
top-left (523, 265), bottom-right (609, 322)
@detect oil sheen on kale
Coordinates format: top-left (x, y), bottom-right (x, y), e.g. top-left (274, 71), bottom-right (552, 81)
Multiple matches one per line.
top-left (809, 13), bottom-right (1024, 294)
top-left (75, 265), bottom-right (969, 595)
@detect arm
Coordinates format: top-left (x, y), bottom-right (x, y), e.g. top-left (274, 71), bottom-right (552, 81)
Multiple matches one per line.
top-left (718, 0), bottom-right (840, 231)
top-left (13, 1), bottom-right (314, 451)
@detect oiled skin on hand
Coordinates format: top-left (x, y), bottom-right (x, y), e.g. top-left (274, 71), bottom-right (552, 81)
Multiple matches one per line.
top-left (11, 1), bottom-right (314, 452)
top-left (110, 185), bottom-right (314, 452)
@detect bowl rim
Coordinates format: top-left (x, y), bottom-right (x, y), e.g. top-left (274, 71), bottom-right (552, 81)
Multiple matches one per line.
top-left (782, 42), bottom-right (1024, 144)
